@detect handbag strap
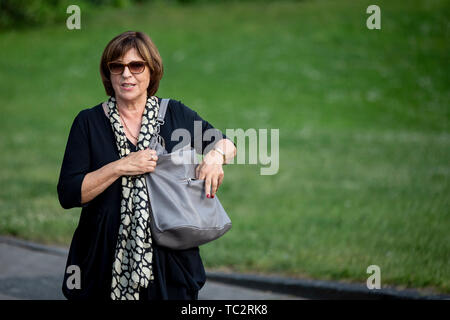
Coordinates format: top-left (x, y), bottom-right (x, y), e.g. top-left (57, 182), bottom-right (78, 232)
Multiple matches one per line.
top-left (149, 98), bottom-right (170, 150)
top-left (157, 98), bottom-right (170, 126)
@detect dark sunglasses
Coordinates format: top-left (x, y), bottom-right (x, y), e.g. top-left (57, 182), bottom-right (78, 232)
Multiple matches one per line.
top-left (107, 60), bottom-right (147, 75)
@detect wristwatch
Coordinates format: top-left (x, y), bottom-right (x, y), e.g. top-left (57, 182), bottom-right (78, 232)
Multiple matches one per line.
top-left (213, 147), bottom-right (226, 164)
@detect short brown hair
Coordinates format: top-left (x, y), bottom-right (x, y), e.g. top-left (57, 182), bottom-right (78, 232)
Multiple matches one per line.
top-left (100, 31), bottom-right (164, 97)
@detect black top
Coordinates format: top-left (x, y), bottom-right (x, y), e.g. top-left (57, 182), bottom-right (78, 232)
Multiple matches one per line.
top-left (57, 97), bottom-right (230, 300)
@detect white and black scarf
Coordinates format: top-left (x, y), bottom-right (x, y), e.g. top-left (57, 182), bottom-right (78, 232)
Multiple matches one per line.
top-left (107, 95), bottom-right (159, 300)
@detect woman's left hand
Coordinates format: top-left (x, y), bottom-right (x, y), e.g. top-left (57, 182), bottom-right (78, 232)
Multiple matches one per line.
top-left (195, 150), bottom-right (224, 198)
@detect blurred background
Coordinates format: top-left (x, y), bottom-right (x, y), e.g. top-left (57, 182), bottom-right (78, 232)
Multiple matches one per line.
top-left (0, 0), bottom-right (448, 295)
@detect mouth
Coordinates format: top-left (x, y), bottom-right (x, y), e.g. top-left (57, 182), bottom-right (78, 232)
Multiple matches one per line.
top-left (121, 83), bottom-right (136, 89)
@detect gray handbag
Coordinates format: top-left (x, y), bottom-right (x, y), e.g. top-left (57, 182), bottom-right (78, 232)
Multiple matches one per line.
top-left (144, 99), bottom-right (232, 250)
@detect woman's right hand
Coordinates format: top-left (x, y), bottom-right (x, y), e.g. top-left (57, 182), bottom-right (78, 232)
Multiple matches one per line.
top-left (117, 148), bottom-right (158, 176)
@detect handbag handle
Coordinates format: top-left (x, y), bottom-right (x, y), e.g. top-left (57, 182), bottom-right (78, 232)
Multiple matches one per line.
top-left (149, 98), bottom-right (170, 150)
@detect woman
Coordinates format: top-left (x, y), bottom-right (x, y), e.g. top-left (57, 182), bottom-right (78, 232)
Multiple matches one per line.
top-left (57, 31), bottom-right (236, 300)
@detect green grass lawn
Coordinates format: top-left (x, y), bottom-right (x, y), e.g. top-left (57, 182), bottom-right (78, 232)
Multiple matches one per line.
top-left (0, 0), bottom-right (449, 293)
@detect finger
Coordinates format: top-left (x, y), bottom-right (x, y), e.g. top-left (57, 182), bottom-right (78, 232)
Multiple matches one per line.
top-left (198, 165), bottom-right (206, 180)
top-left (144, 151), bottom-right (157, 161)
top-left (144, 148), bottom-right (156, 156)
top-left (211, 176), bottom-right (218, 198)
top-left (218, 174), bottom-right (224, 189)
top-left (204, 175), bottom-right (211, 198)
top-left (147, 162), bottom-right (156, 172)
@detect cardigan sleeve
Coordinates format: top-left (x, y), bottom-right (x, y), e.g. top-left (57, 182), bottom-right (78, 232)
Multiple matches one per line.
top-left (57, 111), bottom-right (91, 209)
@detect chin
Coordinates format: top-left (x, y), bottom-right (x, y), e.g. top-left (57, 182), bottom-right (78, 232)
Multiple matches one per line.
top-left (115, 90), bottom-right (146, 102)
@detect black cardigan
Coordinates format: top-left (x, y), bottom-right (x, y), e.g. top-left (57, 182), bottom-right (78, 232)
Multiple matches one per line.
top-left (57, 97), bottom-right (229, 300)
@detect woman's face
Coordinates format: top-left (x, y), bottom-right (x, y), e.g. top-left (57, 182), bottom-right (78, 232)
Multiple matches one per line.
top-left (110, 48), bottom-right (150, 102)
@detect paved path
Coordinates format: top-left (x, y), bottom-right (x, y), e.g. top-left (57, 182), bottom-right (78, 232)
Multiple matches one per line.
top-left (0, 239), bottom-right (301, 300)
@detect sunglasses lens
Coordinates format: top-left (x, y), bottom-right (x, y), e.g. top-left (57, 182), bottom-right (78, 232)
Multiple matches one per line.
top-left (108, 63), bottom-right (124, 74)
top-left (129, 62), bottom-right (146, 73)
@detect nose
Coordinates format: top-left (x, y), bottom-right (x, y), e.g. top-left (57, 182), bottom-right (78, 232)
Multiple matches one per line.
top-left (122, 65), bottom-right (132, 77)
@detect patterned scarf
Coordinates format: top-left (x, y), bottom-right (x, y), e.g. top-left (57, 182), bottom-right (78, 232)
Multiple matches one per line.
top-left (107, 95), bottom-right (159, 300)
